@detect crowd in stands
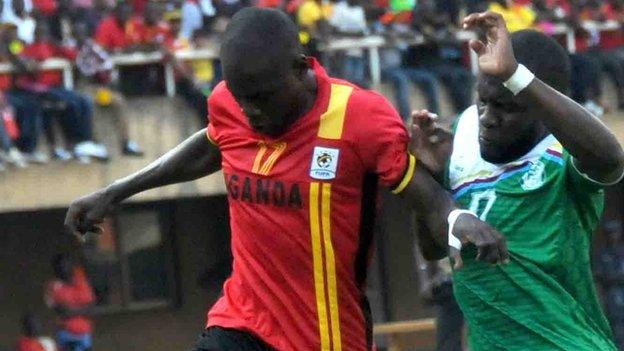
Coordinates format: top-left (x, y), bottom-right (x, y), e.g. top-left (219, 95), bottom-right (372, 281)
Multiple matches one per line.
top-left (0, 0), bottom-right (623, 171)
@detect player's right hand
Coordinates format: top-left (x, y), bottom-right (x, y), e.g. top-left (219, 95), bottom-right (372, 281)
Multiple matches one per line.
top-left (64, 188), bottom-right (119, 238)
top-left (451, 213), bottom-right (509, 269)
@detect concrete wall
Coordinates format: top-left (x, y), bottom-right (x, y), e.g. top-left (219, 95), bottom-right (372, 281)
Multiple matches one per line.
top-left (0, 197), bottom-right (231, 350)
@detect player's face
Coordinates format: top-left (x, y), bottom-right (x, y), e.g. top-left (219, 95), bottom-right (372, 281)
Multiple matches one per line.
top-left (477, 75), bottom-right (546, 164)
top-left (225, 57), bottom-right (309, 137)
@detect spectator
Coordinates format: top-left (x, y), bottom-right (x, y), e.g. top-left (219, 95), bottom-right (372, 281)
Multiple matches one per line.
top-left (126, 1), bottom-right (174, 52)
top-left (16, 314), bottom-right (58, 351)
top-left (132, 0), bottom-right (148, 16)
top-left (74, 21), bottom-right (144, 156)
top-left (45, 254), bottom-right (95, 351)
top-left (488, 0), bottom-right (536, 32)
top-left (409, 0), bottom-right (473, 116)
top-left (1, 0), bottom-right (33, 24)
top-left (165, 9), bottom-right (190, 50)
top-left (180, 0), bottom-right (204, 41)
top-left (214, 0), bottom-right (249, 18)
top-left (570, 52), bottom-right (605, 116)
top-left (465, 0), bottom-right (488, 13)
top-left (0, 22), bottom-right (47, 163)
top-left (94, 1), bottom-right (133, 52)
top-left (3, 0), bottom-right (36, 44)
top-left (572, 0), bottom-right (624, 111)
top-left (174, 29), bottom-right (218, 122)
top-left (17, 21), bottom-right (109, 162)
top-left (0, 90), bottom-right (28, 168)
top-left (296, 0), bottom-right (332, 57)
top-left (595, 220), bottom-right (624, 350)
top-left (31, 0), bottom-right (62, 40)
top-left (70, 0), bottom-right (108, 36)
top-left (328, 0), bottom-right (369, 87)
top-left (380, 26), bottom-right (440, 119)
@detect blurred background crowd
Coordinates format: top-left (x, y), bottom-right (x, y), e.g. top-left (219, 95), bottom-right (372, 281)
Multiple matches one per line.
top-left (1, 0), bottom-right (624, 169)
top-left (2, 0), bottom-right (624, 350)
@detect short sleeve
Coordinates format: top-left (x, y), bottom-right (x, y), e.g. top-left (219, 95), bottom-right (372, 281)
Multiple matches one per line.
top-left (565, 151), bottom-right (622, 194)
top-left (351, 92), bottom-right (412, 192)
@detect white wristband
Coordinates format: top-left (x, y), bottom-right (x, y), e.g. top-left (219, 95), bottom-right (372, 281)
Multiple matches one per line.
top-left (502, 64), bottom-right (535, 96)
top-left (447, 209), bottom-right (476, 251)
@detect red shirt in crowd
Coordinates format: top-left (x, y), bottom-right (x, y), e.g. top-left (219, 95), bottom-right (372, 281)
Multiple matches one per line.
top-left (32, 0), bottom-right (58, 16)
top-left (19, 41), bottom-right (78, 88)
top-left (45, 267), bottom-right (95, 335)
top-left (95, 16), bottom-right (131, 51)
top-left (575, 2), bottom-right (624, 51)
top-left (16, 337), bottom-right (45, 351)
top-left (206, 58), bottom-right (412, 350)
top-left (132, 0), bottom-right (148, 15)
top-left (126, 17), bottom-right (174, 48)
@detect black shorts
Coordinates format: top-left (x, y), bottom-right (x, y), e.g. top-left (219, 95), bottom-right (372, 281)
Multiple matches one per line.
top-left (191, 327), bottom-right (275, 351)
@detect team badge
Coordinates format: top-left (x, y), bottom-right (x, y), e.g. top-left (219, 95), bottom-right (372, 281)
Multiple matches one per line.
top-left (310, 146), bottom-right (340, 180)
top-left (521, 161), bottom-right (545, 190)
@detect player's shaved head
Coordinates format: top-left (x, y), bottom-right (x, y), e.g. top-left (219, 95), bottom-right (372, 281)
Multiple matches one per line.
top-left (511, 30), bottom-right (571, 95)
top-left (219, 8), bottom-right (316, 137)
top-left (221, 8), bottom-right (303, 68)
top-left (476, 30), bottom-right (571, 164)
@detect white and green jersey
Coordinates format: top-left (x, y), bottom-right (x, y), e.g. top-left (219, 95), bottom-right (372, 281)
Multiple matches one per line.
top-left (446, 106), bottom-right (617, 351)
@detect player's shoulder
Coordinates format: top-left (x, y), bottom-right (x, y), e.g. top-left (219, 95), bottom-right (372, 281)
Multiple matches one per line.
top-left (209, 81), bottom-right (231, 100)
top-left (328, 79), bottom-right (398, 120)
top-left (208, 81), bottom-right (238, 114)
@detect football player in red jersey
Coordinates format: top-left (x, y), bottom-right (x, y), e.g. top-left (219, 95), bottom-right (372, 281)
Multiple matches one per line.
top-left (65, 8), bottom-right (507, 351)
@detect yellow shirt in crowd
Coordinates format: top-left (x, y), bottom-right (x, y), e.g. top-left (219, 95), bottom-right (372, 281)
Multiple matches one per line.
top-left (297, 0), bottom-right (333, 30)
top-left (489, 2), bottom-right (536, 32)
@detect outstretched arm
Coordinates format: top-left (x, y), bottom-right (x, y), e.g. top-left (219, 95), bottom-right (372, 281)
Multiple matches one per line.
top-left (397, 162), bottom-right (508, 267)
top-left (464, 11), bottom-right (624, 183)
top-left (65, 129), bottom-right (221, 235)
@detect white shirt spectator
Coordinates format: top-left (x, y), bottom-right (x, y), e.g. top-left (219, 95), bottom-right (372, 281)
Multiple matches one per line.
top-left (200, 0), bottom-right (216, 17)
top-left (1, 0), bottom-right (32, 22)
top-left (329, 1), bottom-right (367, 35)
top-left (181, 0), bottom-right (204, 40)
top-left (5, 14), bottom-right (35, 43)
top-left (329, 1), bottom-right (368, 56)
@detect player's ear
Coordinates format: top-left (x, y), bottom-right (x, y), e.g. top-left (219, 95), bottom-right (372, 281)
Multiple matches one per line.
top-left (294, 54), bottom-right (310, 77)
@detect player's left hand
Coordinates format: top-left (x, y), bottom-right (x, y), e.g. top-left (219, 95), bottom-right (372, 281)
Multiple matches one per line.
top-left (409, 110), bottom-right (453, 179)
top-left (463, 11), bottom-right (518, 80)
top-left (452, 213), bottom-right (509, 269)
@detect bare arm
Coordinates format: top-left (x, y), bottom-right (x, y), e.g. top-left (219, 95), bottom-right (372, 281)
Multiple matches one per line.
top-left (65, 129), bottom-right (221, 235)
top-left (397, 160), bottom-right (508, 267)
top-left (521, 79), bottom-right (624, 183)
top-left (464, 11), bottom-right (624, 183)
top-left (106, 128), bottom-right (221, 201)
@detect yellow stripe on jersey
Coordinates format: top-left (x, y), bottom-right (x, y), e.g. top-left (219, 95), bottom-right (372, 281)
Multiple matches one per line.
top-left (318, 84), bottom-right (353, 140)
top-left (310, 182), bottom-right (331, 350)
top-left (252, 143), bottom-right (268, 174)
top-left (321, 183), bottom-right (342, 351)
top-left (259, 142), bottom-right (287, 175)
top-left (391, 153), bottom-right (417, 195)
